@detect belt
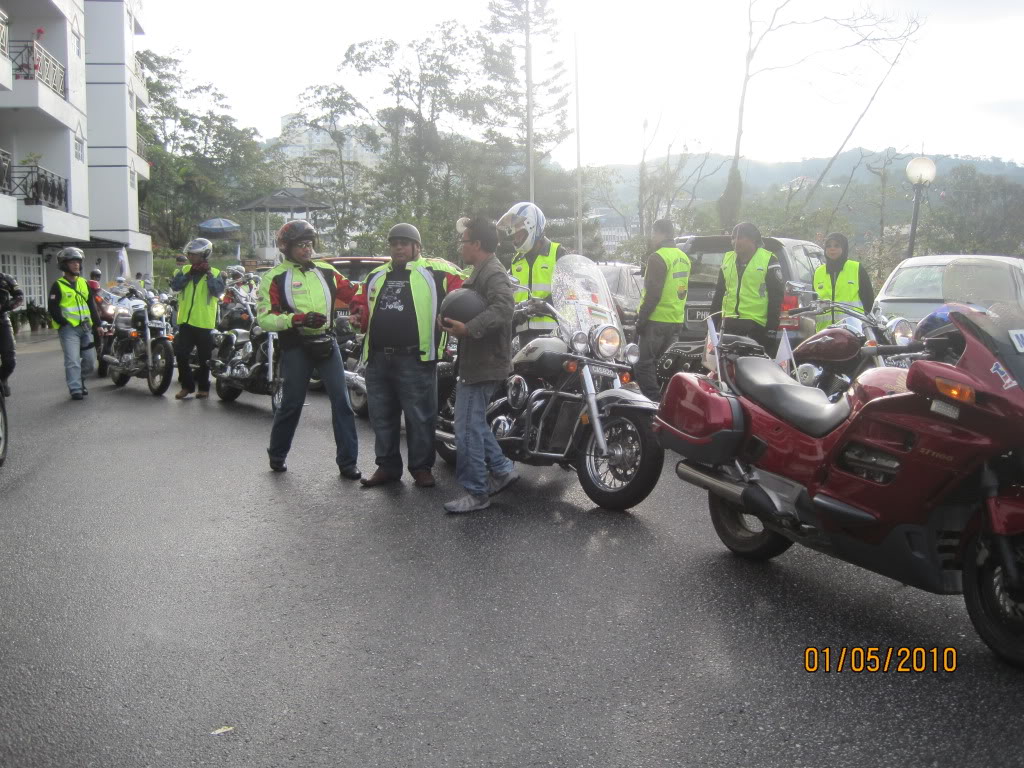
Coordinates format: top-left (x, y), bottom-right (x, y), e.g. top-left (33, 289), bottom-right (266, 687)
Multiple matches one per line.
top-left (376, 344), bottom-right (420, 355)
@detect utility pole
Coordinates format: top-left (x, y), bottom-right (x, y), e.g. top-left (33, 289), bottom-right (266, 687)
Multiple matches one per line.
top-left (574, 32), bottom-right (583, 255)
top-left (525, 0), bottom-right (535, 203)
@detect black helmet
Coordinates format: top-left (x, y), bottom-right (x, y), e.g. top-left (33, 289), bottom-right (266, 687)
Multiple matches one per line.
top-left (89, 268), bottom-right (102, 280)
top-left (184, 238), bottom-right (213, 258)
top-left (439, 288), bottom-right (487, 324)
top-left (175, 253), bottom-right (189, 264)
top-left (388, 223), bottom-right (422, 246)
top-left (276, 220), bottom-right (318, 251)
top-left (57, 247), bottom-right (85, 268)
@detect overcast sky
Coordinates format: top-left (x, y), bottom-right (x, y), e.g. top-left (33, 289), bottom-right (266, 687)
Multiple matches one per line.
top-left (139, 0), bottom-right (1023, 169)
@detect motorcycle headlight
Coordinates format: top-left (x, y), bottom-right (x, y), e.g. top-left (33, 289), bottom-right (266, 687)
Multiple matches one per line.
top-left (624, 343), bottom-right (640, 366)
top-left (150, 302), bottom-right (167, 318)
top-left (591, 324), bottom-right (621, 360)
top-left (102, 303), bottom-right (115, 319)
top-left (886, 317), bottom-right (914, 346)
top-left (571, 331), bottom-right (589, 355)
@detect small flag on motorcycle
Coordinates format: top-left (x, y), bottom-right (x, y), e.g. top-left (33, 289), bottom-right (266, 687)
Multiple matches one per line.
top-left (704, 316), bottom-right (721, 375)
top-left (775, 329), bottom-right (794, 375)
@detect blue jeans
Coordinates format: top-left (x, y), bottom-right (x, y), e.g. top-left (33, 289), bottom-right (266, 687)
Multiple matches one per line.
top-left (455, 379), bottom-right (513, 496)
top-left (268, 341), bottom-right (358, 470)
top-left (365, 353), bottom-right (437, 475)
top-left (58, 323), bottom-right (96, 394)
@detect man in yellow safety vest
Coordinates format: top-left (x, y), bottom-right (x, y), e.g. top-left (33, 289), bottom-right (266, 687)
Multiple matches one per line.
top-left (635, 219), bottom-right (690, 399)
top-left (47, 247), bottom-right (100, 400)
top-left (814, 232), bottom-right (875, 331)
top-left (710, 222), bottom-right (783, 351)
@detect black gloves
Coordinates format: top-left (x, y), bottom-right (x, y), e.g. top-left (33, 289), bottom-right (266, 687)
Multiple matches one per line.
top-left (302, 312), bottom-right (328, 329)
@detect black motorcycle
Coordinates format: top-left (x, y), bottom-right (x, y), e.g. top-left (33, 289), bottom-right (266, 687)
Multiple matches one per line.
top-left (209, 285), bottom-right (283, 413)
top-left (103, 287), bottom-right (175, 395)
top-left (435, 255), bottom-right (665, 510)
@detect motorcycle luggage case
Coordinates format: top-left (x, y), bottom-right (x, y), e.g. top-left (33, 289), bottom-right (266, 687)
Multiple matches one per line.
top-left (658, 341), bottom-right (704, 376)
top-left (653, 372), bottom-right (745, 465)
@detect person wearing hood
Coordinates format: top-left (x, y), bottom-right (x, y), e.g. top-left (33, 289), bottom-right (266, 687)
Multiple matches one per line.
top-left (710, 222), bottom-right (783, 350)
top-left (813, 233), bottom-right (875, 332)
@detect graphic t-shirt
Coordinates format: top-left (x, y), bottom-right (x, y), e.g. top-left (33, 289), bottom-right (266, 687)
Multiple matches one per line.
top-left (370, 266), bottom-right (419, 349)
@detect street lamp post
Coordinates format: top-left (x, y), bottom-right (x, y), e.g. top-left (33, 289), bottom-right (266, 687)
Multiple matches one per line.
top-left (905, 156), bottom-right (936, 260)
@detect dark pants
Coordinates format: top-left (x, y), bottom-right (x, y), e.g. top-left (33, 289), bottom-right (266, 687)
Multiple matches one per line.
top-left (269, 341), bottom-right (358, 470)
top-left (0, 314), bottom-right (14, 383)
top-left (174, 323), bottom-right (214, 392)
top-left (721, 318), bottom-right (774, 355)
top-left (365, 352), bottom-right (437, 475)
top-left (635, 321), bottom-right (678, 399)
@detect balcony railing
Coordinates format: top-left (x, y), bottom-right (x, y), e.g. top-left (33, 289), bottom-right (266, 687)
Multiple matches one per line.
top-left (136, 133), bottom-right (151, 160)
top-left (10, 165), bottom-right (69, 211)
top-left (138, 208), bottom-right (151, 235)
top-left (0, 149), bottom-right (12, 196)
top-left (11, 41), bottom-right (66, 99)
top-left (0, 10), bottom-right (9, 60)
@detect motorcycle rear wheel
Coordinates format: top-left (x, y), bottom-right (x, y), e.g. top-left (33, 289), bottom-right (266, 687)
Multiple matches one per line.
top-left (709, 492), bottom-right (793, 560)
top-left (147, 339), bottom-right (174, 396)
top-left (577, 411), bottom-right (664, 510)
top-left (215, 378), bottom-right (243, 402)
top-left (963, 534), bottom-right (1024, 668)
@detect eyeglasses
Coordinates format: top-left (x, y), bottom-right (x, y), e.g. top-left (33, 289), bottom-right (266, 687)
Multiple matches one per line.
top-left (293, 241), bottom-right (314, 249)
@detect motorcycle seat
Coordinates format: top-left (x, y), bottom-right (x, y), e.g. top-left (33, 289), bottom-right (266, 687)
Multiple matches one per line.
top-left (734, 356), bottom-right (850, 438)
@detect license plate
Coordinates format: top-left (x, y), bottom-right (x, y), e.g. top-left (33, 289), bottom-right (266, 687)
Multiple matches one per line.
top-left (1010, 329), bottom-right (1024, 353)
top-left (884, 356), bottom-right (912, 369)
top-left (588, 364), bottom-right (617, 378)
top-left (688, 309), bottom-right (710, 322)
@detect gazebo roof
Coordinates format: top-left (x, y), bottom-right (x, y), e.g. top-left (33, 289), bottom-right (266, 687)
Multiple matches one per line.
top-left (239, 188), bottom-right (330, 213)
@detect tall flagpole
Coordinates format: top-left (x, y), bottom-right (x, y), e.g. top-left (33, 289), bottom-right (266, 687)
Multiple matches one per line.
top-left (525, 0), bottom-right (535, 203)
top-left (574, 32), bottom-right (583, 255)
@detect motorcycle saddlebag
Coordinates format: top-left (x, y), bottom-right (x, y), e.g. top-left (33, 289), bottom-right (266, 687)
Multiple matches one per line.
top-left (653, 372), bottom-right (745, 465)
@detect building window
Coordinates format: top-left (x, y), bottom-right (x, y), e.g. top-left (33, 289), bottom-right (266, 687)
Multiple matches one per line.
top-left (130, 170), bottom-right (137, 188)
top-left (73, 32), bottom-right (82, 58)
top-left (74, 138), bottom-right (85, 162)
top-left (128, 91), bottom-right (135, 111)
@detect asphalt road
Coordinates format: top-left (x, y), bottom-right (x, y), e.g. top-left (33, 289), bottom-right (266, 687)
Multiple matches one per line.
top-left (1, 339), bottom-right (1022, 768)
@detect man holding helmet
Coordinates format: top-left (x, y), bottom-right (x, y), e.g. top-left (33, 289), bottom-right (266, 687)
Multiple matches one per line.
top-left (257, 220), bottom-right (362, 477)
top-left (169, 238), bottom-right (225, 400)
top-left (355, 222), bottom-right (464, 489)
top-left (47, 247), bottom-right (100, 400)
top-left (497, 202), bottom-right (568, 342)
top-left (440, 216), bottom-right (517, 514)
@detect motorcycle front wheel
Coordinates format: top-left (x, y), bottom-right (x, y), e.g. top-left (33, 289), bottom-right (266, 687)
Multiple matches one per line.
top-left (963, 534), bottom-right (1024, 668)
top-left (708, 492), bottom-right (793, 560)
top-left (215, 378), bottom-right (243, 402)
top-left (147, 339), bottom-right (174, 396)
top-left (577, 411), bottom-right (664, 510)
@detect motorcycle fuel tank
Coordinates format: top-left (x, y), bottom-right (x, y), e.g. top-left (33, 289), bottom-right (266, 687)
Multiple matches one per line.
top-left (512, 336), bottom-right (570, 378)
top-left (794, 327), bottom-right (862, 364)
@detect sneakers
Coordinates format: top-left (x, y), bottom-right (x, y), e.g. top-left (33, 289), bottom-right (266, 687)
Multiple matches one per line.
top-left (70, 391), bottom-right (84, 401)
top-left (444, 493), bottom-right (491, 514)
top-left (174, 389), bottom-right (193, 400)
top-left (487, 468), bottom-right (519, 496)
top-left (412, 469), bottom-right (436, 488)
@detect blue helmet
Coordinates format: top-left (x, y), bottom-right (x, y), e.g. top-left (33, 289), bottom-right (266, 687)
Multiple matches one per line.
top-left (914, 305), bottom-right (955, 341)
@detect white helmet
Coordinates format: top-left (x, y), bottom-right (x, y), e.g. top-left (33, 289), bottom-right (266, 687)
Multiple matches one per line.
top-left (498, 202), bottom-right (545, 256)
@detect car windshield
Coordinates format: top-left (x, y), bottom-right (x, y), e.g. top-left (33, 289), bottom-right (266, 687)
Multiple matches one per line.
top-left (884, 264), bottom-right (945, 299)
top-left (943, 258), bottom-right (1024, 384)
top-left (551, 255), bottom-right (624, 344)
top-left (688, 251), bottom-right (726, 283)
top-left (598, 265), bottom-right (621, 293)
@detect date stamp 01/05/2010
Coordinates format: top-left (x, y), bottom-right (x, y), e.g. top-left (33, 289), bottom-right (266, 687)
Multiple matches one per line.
top-left (804, 647), bottom-right (958, 673)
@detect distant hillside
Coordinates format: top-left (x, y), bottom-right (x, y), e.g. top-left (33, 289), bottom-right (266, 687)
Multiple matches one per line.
top-left (596, 148), bottom-right (1024, 202)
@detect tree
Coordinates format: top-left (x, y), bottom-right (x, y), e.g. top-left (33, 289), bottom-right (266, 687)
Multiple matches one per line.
top-left (923, 165), bottom-right (1024, 256)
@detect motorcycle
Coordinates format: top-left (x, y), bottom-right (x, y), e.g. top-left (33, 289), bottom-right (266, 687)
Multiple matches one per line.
top-left (653, 256), bottom-right (1024, 667)
top-left (435, 255), bottom-right (665, 511)
top-left (102, 286), bottom-right (175, 395)
top-left (209, 277), bottom-right (283, 413)
top-left (787, 299), bottom-right (915, 401)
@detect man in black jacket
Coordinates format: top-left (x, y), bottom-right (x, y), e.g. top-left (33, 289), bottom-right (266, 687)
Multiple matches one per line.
top-left (0, 272), bottom-right (24, 397)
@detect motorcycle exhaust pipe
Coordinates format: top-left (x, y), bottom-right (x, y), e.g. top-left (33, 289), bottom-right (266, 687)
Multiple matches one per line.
top-left (102, 355), bottom-right (119, 366)
top-left (436, 429), bottom-right (456, 442)
top-left (675, 461), bottom-right (745, 505)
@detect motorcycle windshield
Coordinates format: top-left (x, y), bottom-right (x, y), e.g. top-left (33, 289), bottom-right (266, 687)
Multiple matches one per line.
top-left (550, 254), bottom-right (624, 345)
top-left (942, 258), bottom-right (1024, 385)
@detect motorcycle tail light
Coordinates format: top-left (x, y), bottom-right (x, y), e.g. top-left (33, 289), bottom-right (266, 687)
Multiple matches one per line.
top-left (936, 377), bottom-right (975, 404)
top-left (778, 294), bottom-right (800, 330)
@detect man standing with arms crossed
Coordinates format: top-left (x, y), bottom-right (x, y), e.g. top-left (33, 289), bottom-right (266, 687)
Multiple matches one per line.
top-left (170, 238), bottom-right (225, 400)
top-left (48, 248), bottom-right (99, 400)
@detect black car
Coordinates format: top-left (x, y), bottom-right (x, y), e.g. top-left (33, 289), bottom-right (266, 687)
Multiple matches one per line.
top-left (597, 261), bottom-right (644, 338)
top-left (674, 235), bottom-right (823, 345)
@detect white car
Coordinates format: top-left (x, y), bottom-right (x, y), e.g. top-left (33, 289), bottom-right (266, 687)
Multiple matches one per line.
top-left (873, 254), bottom-right (1024, 329)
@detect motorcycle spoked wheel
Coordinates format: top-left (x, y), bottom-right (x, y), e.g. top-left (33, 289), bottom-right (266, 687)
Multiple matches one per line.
top-left (270, 361), bottom-right (283, 415)
top-left (147, 339), bottom-right (174, 396)
top-left (215, 378), bottom-right (243, 402)
top-left (435, 378), bottom-right (458, 466)
top-left (0, 390), bottom-right (8, 468)
top-left (708, 492), bottom-right (793, 560)
top-left (963, 534), bottom-right (1024, 668)
top-left (577, 411), bottom-right (664, 510)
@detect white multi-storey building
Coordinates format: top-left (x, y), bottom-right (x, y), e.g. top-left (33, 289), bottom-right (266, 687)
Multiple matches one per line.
top-left (0, 0), bottom-right (151, 308)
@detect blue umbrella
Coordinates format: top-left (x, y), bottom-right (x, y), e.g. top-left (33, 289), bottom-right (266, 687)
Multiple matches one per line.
top-left (197, 218), bottom-right (241, 239)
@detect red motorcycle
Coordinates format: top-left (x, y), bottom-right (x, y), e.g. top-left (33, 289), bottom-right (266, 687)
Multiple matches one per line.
top-left (653, 257), bottom-right (1024, 666)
